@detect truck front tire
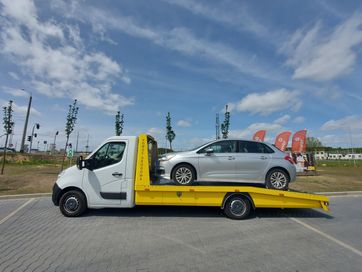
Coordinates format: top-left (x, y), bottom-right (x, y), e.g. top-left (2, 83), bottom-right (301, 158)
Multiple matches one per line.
top-left (59, 190), bottom-right (87, 217)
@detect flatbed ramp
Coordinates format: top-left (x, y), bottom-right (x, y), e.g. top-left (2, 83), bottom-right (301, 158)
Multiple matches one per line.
top-left (135, 185), bottom-right (329, 211)
top-left (134, 134), bottom-right (329, 219)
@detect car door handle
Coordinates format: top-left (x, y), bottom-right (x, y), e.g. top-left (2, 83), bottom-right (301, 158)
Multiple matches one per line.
top-left (228, 156), bottom-right (235, 160)
top-left (112, 172), bottom-right (123, 177)
top-left (260, 156), bottom-right (268, 160)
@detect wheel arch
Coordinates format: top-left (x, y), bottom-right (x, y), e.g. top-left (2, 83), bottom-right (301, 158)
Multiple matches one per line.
top-left (57, 186), bottom-right (88, 207)
top-left (221, 192), bottom-right (255, 210)
top-left (265, 166), bottom-right (290, 182)
top-left (171, 162), bottom-right (198, 181)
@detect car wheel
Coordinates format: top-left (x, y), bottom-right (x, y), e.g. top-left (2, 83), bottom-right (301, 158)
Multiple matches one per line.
top-left (224, 195), bottom-right (252, 220)
top-left (266, 169), bottom-right (289, 190)
top-left (172, 164), bottom-right (195, 185)
top-left (59, 190), bottom-right (87, 217)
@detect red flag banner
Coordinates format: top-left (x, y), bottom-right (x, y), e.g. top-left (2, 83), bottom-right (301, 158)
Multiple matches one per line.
top-left (274, 131), bottom-right (292, 151)
top-left (253, 130), bottom-right (266, 142)
top-left (291, 129), bottom-right (307, 153)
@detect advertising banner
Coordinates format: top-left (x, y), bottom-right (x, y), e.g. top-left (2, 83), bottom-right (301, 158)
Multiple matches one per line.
top-left (274, 131), bottom-right (292, 151)
top-left (292, 129), bottom-right (307, 153)
top-left (252, 130), bottom-right (266, 142)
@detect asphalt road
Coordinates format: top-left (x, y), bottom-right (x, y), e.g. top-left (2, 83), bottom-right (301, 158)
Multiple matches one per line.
top-left (0, 195), bottom-right (361, 272)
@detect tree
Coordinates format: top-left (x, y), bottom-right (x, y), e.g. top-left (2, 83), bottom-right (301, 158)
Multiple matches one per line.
top-left (61, 100), bottom-right (79, 171)
top-left (115, 111), bottom-right (124, 136)
top-left (166, 112), bottom-right (176, 150)
top-left (1, 100), bottom-right (14, 175)
top-left (306, 137), bottom-right (323, 150)
top-left (221, 105), bottom-right (230, 139)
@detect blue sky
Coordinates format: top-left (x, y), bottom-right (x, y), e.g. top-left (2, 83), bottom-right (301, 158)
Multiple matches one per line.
top-left (1, 0), bottom-right (362, 151)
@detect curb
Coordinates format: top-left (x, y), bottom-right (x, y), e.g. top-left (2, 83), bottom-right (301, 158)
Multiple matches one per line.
top-left (0, 193), bottom-right (51, 200)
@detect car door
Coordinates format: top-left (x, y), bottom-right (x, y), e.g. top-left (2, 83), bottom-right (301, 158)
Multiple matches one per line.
top-left (234, 141), bottom-right (272, 182)
top-left (197, 140), bottom-right (237, 181)
top-left (83, 141), bottom-right (128, 206)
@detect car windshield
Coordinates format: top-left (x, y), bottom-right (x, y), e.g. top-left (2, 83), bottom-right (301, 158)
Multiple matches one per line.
top-left (188, 142), bottom-right (210, 151)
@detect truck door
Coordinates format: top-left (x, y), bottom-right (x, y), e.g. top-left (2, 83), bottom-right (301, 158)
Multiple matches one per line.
top-left (83, 141), bottom-right (128, 206)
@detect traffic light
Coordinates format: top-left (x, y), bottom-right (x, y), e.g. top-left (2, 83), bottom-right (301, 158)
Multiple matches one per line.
top-left (27, 136), bottom-right (32, 142)
top-left (34, 133), bottom-right (37, 138)
top-left (36, 123), bottom-right (40, 129)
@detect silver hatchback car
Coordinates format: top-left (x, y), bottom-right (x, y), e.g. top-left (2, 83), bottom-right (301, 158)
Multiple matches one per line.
top-left (159, 139), bottom-right (296, 190)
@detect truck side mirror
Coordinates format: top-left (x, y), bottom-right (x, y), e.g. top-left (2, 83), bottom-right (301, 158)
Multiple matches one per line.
top-left (76, 156), bottom-right (84, 170)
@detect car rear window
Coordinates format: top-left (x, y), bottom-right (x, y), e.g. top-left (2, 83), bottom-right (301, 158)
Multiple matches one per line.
top-left (238, 141), bottom-right (274, 153)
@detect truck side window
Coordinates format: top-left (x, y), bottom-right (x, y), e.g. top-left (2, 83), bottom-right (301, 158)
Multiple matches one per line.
top-left (92, 142), bottom-right (126, 169)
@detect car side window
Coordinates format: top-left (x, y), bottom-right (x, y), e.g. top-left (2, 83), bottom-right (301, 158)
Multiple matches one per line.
top-left (199, 140), bottom-right (237, 153)
top-left (91, 142), bottom-right (126, 169)
top-left (239, 141), bottom-right (274, 153)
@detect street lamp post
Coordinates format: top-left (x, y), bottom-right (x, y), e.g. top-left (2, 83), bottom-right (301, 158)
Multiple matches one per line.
top-left (29, 123), bottom-right (40, 153)
top-left (52, 131), bottom-right (59, 154)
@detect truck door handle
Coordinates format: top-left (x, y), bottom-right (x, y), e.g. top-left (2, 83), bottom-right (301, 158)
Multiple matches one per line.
top-left (228, 156), bottom-right (235, 160)
top-left (112, 172), bottom-right (123, 177)
top-left (260, 156), bottom-right (268, 160)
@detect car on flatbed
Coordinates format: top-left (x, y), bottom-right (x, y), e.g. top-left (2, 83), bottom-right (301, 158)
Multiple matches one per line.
top-left (159, 139), bottom-right (296, 190)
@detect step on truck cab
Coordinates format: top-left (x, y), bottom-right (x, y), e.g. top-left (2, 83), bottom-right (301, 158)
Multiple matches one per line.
top-left (53, 134), bottom-right (329, 219)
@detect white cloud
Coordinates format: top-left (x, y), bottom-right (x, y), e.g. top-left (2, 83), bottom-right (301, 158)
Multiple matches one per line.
top-left (49, 1), bottom-right (275, 80)
top-left (229, 122), bottom-right (283, 139)
top-left (147, 127), bottom-right (163, 135)
top-left (281, 13), bottom-right (362, 81)
top-left (228, 89), bottom-right (302, 116)
top-left (8, 72), bottom-right (19, 80)
top-left (163, 0), bottom-right (269, 39)
top-left (3, 87), bottom-right (28, 97)
top-left (321, 115), bottom-right (362, 131)
top-left (0, 0), bottom-right (133, 114)
top-left (274, 114), bottom-right (290, 125)
top-left (293, 116), bottom-right (305, 124)
top-left (177, 119), bottom-right (192, 127)
top-left (0, 98), bottom-right (41, 117)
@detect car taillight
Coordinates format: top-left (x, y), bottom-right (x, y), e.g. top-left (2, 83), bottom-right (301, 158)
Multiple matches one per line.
top-left (284, 155), bottom-right (294, 165)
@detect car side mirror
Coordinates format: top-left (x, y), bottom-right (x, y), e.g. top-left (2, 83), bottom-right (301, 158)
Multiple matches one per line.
top-left (205, 148), bottom-right (214, 155)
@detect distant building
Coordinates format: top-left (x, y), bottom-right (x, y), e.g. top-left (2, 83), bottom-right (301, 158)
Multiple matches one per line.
top-left (314, 150), bottom-right (362, 160)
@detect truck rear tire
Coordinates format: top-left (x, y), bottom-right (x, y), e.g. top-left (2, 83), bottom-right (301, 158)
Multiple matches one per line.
top-left (172, 164), bottom-right (196, 185)
top-left (59, 190), bottom-right (87, 217)
top-left (224, 195), bottom-right (252, 220)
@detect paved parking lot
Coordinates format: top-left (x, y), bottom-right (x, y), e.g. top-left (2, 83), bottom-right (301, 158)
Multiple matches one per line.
top-left (0, 195), bottom-right (361, 272)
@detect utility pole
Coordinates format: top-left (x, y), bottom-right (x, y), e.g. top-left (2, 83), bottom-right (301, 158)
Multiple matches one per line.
top-left (20, 93), bottom-right (31, 153)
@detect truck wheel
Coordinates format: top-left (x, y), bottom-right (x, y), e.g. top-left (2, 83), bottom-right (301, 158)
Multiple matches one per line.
top-left (59, 190), bottom-right (87, 217)
top-left (266, 169), bottom-right (289, 190)
top-left (172, 164), bottom-right (195, 185)
top-left (224, 195), bottom-right (252, 220)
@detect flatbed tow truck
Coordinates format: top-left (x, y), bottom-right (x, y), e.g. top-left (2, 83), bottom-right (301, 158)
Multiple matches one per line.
top-left (53, 134), bottom-right (329, 219)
